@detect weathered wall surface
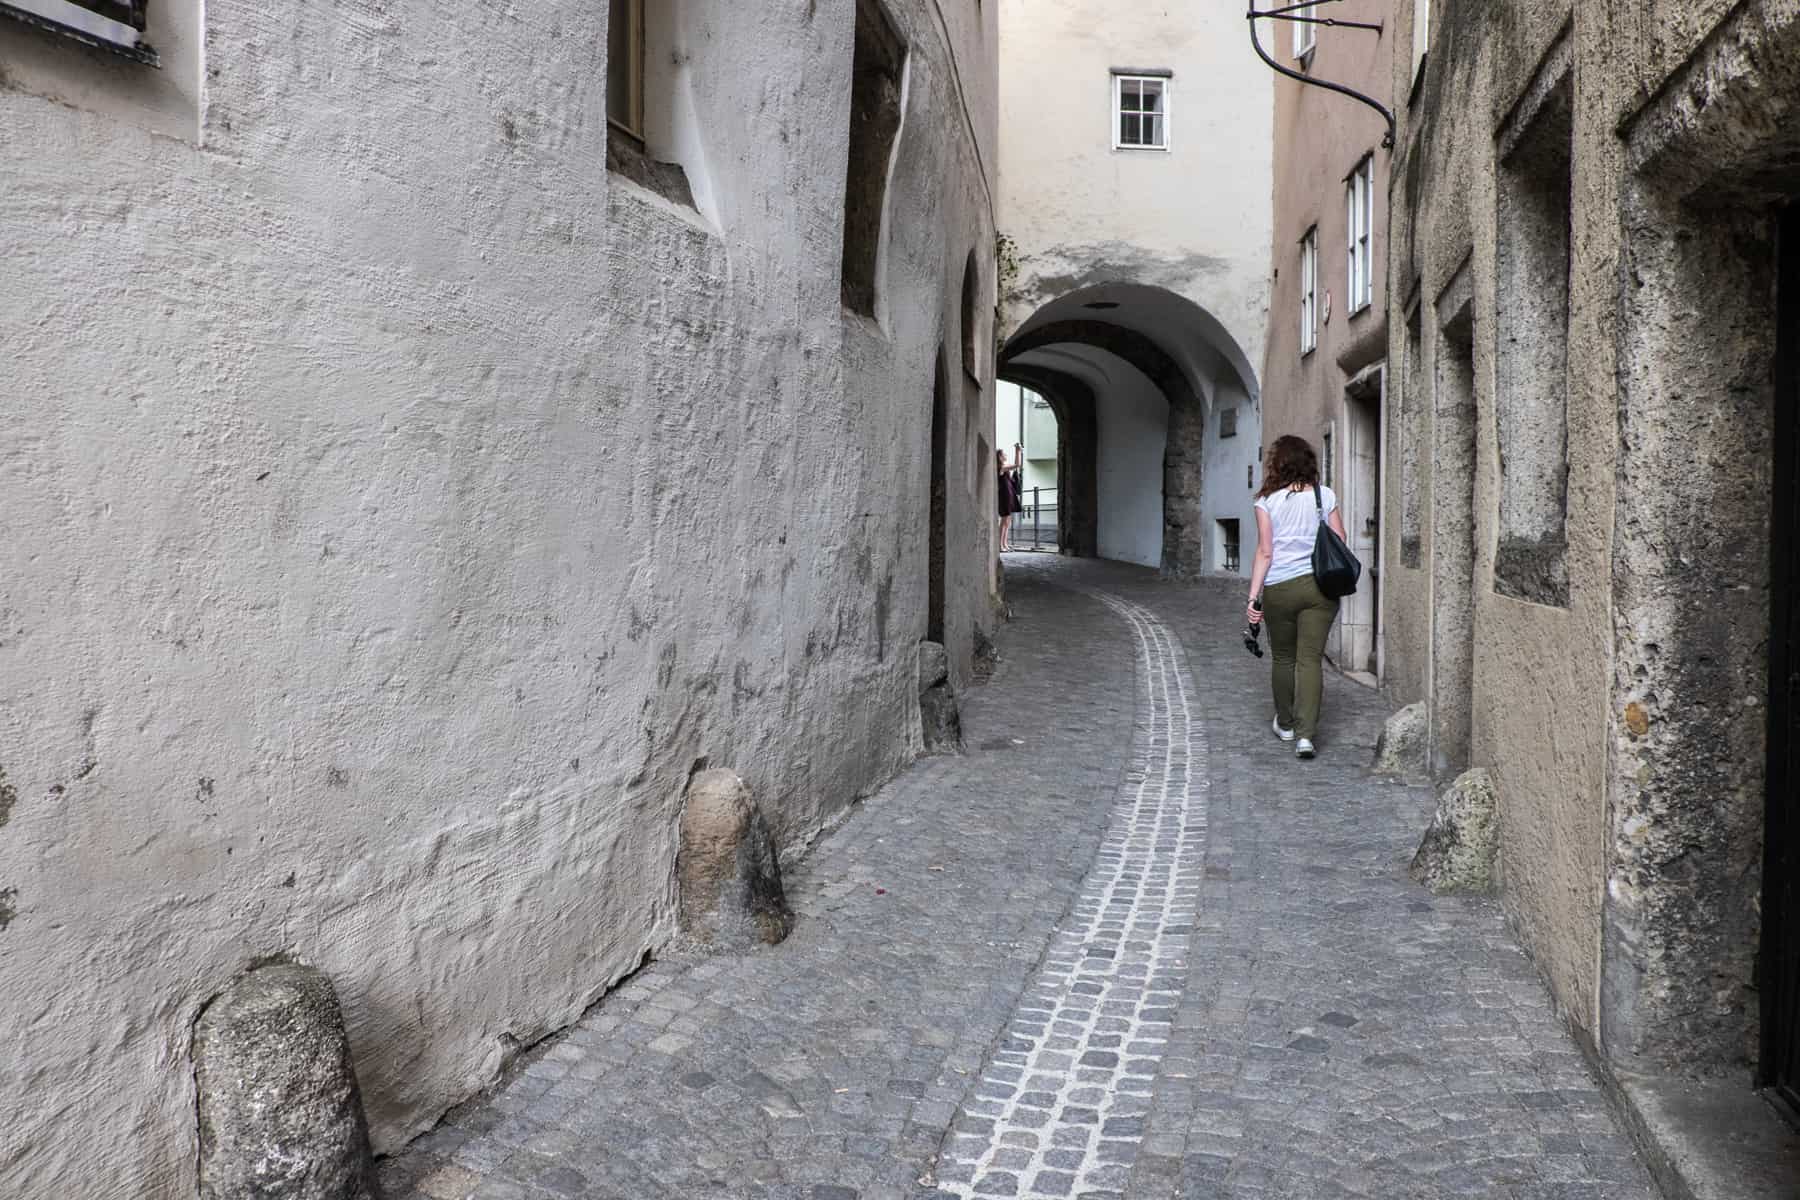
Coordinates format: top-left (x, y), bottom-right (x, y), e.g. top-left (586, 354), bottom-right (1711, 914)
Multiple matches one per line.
top-left (1386, 0), bottom-right (1789, 1076)
top-left (0, 2), bottom-right (998, 1196)
top-left (1600, 0), bottom-right (1800, 1076)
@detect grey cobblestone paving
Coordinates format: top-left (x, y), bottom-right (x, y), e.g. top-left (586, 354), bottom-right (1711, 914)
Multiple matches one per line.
top-left (935, 592), bottom-right (1206, 1198)
top-left (379, 557), bottom-right (1658, 1200)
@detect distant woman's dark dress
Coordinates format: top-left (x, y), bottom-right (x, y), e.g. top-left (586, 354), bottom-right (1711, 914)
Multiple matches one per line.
top-left (998, 468), bottom-right (1022, 518)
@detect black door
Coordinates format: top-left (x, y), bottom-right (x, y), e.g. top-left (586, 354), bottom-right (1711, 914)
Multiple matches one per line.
top-left (1763, 205), bottom-right (1800, 1120)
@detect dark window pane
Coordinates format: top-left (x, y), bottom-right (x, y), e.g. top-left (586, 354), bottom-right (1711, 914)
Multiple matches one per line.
top-left (1121, 114), bottom-right (1142, 144)
top-left (1141, 86), bottom-right (1162, 115)
top-left (607, 0), bottom-right (635, 128)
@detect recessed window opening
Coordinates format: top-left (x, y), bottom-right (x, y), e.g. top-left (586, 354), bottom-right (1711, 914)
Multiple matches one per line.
top-left (1346, 156), bottom-right (1374, 314)
top-left (1113, 74), bottom-right (1169, 151)
top-left (841, 0), bottom-right (907, 317)
top-left (961, 250), bottom-right (984, 382)
top-left (605, 0), bottom-right (713, 214)
top-left (1401, 303), bottom-right (1424, 568)
top-left (1411, 0), bottom-right (1432, 88)
top-left (1494, 77), bottom-right (1573, 607)
top-left (1300, 226), bottom-right (1319, 355)
top-left (1294, 11), bottom-right (1317, 61)
top-left (1218, 519), bottom-right (1243, 573)
top-left (2, 0), bottom-right (153, 59)
top-left (1220, 405), bottom-right (1239, 439)
top-left (607, 0), bottom-right (645, 139)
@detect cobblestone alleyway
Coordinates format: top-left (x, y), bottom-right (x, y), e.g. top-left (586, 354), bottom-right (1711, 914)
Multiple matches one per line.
top-left (381, 557), bottom-right (1659, 1200)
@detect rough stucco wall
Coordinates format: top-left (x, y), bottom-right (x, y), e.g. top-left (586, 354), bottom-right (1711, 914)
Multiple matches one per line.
top-left (1093, 356), bottom-right (1171, 569)
top-left (0, 2), bottom-right (997, 1195)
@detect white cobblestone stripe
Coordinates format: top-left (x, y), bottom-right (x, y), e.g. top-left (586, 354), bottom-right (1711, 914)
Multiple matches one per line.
top-left (935, 589), bottom-right (1206, 1198)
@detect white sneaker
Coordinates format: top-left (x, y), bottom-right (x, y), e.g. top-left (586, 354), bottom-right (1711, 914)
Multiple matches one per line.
top-left (1272, 718), bottom-right (1295, 742)
top-left (1296, 738), bottom-right (1316, 760)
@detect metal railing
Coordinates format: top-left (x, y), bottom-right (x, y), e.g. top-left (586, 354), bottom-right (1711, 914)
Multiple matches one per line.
top-left (1007, 485), bottom-right (1059, 552)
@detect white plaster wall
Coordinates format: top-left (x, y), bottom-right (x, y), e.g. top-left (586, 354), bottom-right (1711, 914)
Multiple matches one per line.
top-left (1094, 359), bottom-right (1171, 569)
top-left (0, 2), bottom-right (997, 1196)
top-left (1202, 377), bottom-right (1262, 574)
top-left (995, 0), bottom-right (1273, 367)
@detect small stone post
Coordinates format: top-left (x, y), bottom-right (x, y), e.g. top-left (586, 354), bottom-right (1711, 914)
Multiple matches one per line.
top-left (193, 963), bottom-right (378, 1200)
top-left (678, 769), bottom-right (794, 950)
top-left (1370, 701), bottom-right (1429, 778)
top-left (918, 640), bottom-right (963, 754)
top-left (1410, 768), bottom-right (1500, 895)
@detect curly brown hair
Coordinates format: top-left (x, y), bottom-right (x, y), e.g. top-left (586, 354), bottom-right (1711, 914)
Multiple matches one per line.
top-left (1256, 434), bottom-right (1320, 499)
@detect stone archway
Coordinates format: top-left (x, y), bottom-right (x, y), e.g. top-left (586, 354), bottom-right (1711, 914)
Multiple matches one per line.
top-left (999, 283), bottom-right (1260, 579)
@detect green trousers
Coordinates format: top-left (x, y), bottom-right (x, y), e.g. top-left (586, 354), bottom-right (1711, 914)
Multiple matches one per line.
top-left (1263, 574), bottom-right (1340, 739)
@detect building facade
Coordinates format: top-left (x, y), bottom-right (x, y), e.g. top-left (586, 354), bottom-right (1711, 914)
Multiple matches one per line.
top-left (1259, 0), bottom-right (1399, 680)
top-left (0, 1), bottom-right (998, 1194)
top-left (994, 0), bottom-right (1271, 577)
top-left (1387, 0), bottom-right (1800, 1179)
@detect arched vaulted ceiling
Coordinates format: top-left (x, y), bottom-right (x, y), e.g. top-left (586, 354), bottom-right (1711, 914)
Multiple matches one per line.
top-left (999, 282), bottom-right (1259, 412)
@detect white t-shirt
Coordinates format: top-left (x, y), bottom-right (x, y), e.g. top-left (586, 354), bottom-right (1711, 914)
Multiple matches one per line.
top-left (1256, 484), bottom-right (1338, 588)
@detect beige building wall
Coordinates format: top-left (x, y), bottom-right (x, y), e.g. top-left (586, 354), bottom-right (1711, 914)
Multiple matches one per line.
top-left (1260, 0), bottom-right (1399, 680)
top-left (0, 2), bottom-right (999, 1195)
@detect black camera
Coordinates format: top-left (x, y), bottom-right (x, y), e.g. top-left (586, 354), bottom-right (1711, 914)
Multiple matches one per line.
top-left (1243, 599), bottom-right (1264, 658)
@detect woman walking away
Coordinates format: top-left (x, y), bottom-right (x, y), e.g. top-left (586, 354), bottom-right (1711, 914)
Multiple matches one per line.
top-left (997, 448), bottom-right (1021, 551)
top-left (1246, 435), bottom-right (1347, 759)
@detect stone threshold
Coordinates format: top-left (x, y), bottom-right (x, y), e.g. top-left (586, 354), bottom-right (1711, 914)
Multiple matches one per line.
top-left (1593, 1056), bottom-right (1800, 1199)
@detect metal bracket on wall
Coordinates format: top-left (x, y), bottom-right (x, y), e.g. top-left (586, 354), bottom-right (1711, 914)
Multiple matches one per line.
top-left (0, 0), bottom-right (158, 66)
top-left (1247, 0), bottom-right (1395, 149)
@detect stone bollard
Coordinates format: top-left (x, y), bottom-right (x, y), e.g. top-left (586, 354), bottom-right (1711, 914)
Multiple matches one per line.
top-left (678, 769), bottom-right (794, 950)
top-left (1370, 701), bottom-right (1429, 778)
top-left (193, 962), bottom-right (378, 1200)
top-left (918, 640), bottom-right (963, 754)
top-left (1410, 768), bottom-right (1499, 895)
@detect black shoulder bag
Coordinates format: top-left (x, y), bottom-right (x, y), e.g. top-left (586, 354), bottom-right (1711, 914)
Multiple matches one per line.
top-left (1311, 485), bottom-right (1362, 599)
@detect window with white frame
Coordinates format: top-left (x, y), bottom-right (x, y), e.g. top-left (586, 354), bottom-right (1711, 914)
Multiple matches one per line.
top-left (1299, 226), bottom-right (1319, 355)
top-left (1411, 0), bottom-right (1432, 88)
top-left (1113, 74), bottom-right (1169, 151)
top-left (1294, 12), bottom-right (1317, 61)
top-left (3, 0), bottom-right (153, 58)
top-left (1346, 156), bottom-right (1374, 314)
